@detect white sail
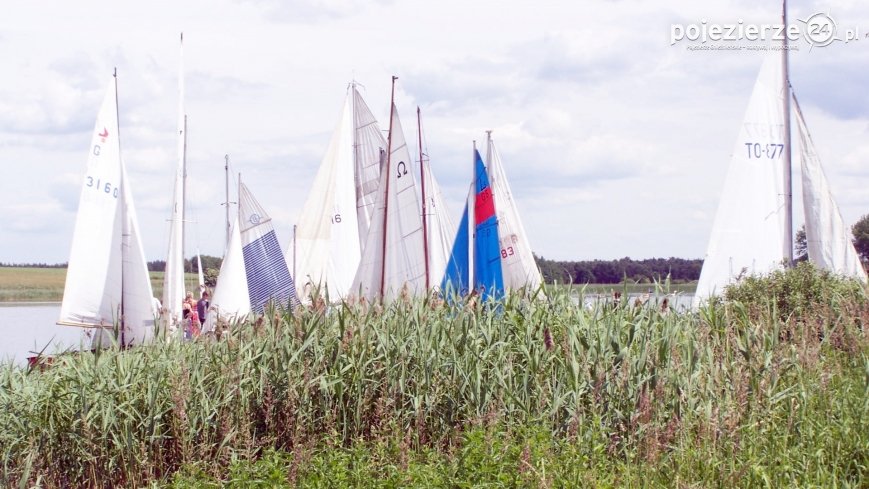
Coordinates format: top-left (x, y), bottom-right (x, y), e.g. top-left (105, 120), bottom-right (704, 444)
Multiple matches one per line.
top-left (353, 85), bottom-right (388, 242)
top-left (239, 182), bottom-right (300, 313)
top-left (694, 54), bottom-right (788, 306)
top-left (420, 145), bottom-right (456, 288)
top-left (486, 135), bottom-right (543, 291)
top-left (290, 84), bottom-right (386, 301)
top-left (794, 95), bottom-right (868, 281)
top-left (120, 163), bottom-right (158, 345)
top-left (352, 103), bottom-right (426, 301)
top-left (204, 216), bottom-right (250, 331)
top-left (59, 76), bottom-right (156, 345)
top-left (162, 33), bottom-right (187, 332)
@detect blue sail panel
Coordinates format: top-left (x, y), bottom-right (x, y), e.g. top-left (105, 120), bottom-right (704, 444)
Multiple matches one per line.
top-left (472, 150), bottom-right (503, 300)
top-left (441, 203), bottom-right (470, 295)
top-left (242, 229), bottom-right (300, 314)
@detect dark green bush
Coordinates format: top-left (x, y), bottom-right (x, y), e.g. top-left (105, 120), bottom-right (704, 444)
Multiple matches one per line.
top-left (723, 261), bottom-right (868, 320)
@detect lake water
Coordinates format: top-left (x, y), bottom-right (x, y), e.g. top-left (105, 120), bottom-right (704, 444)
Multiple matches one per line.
top-left (578, 292), bottom-right (695, 311)
top-left (0, 303), bottom-right (86, 367)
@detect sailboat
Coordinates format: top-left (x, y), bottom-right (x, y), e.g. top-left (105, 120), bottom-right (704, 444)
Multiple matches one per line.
top-left (58, 72), bottom-right (157, 346)
top-left (290, 82), bottom-right (386, 301)
top-left (161, 33), bottom-right (187, 333)
top-left (351, 77), bottom-right (427, 301)
top-left (442, 145), bottom-right (504, 301)
top-left (205, 178), bottom-right (300, 330)
top-left (441, 133), bottom-right (542, 300)
top-left (694, 27), bottom-right (866, 305)
top-left (416, 107), bottom-right (456, 289)
top-left (485, 132), bottom-right (543, 291)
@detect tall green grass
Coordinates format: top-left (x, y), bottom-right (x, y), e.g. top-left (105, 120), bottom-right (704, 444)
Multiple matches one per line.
top-left (0, 264), bottom-right (866, 487)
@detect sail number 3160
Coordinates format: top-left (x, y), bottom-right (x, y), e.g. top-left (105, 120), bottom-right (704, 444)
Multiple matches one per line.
top-left (745, 142), bottom-right (784, 160)
top-left (85, 176), bottom-right (119, 198)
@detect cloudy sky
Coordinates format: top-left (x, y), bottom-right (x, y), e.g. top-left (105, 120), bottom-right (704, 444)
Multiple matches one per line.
top-left (1, 0), bottom-right (867, 265)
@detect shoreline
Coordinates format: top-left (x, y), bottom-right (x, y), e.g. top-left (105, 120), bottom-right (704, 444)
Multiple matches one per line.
top-left (0, 301), bottom-right (62, 307)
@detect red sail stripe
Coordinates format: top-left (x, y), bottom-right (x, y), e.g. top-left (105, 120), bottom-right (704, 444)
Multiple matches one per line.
top-left (475, 187), bottom-right (495, 225)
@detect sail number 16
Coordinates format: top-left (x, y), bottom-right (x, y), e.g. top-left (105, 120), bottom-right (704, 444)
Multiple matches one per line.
top-left (85, 176), bottom-right (119, 198)
top-left (745, 142), bottom-right (784, 160)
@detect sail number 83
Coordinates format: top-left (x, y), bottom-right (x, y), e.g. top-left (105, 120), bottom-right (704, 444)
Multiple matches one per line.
top-left (85, 176), bottom-right (119, 198)
top-left (745, 142), bottom-right (784, 160)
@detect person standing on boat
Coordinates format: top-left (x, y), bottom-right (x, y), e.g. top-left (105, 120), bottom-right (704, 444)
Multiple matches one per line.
top-left (196, 290), bottom-right (209, 325)
top-left (183, 291), bottom-right (201, 339)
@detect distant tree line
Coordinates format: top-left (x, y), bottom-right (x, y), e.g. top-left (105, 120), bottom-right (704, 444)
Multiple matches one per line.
top-left (534, 255), bottom-right (702, 284)
top-left (146, 255), bottom-right (222, 273)
top-left (147, 256), bottom-right (223, 287)
top-left (9, 212), bottom-right (869, 286)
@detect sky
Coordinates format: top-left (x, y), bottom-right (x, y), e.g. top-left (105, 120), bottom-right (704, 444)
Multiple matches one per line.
top-left (1, 0), bottom-right (867, 264)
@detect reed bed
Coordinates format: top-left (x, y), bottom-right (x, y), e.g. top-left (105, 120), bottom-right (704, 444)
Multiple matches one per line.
top-left (1, 266), bottom-right (867, 487)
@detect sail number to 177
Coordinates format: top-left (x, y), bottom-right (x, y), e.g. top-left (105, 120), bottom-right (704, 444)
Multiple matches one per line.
top-left (85, 176), bottom-right (119, 198)
top-left (745, 142), bottom-right (784, 160)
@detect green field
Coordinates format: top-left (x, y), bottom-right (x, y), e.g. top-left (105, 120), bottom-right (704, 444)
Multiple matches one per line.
top-left (1, 264), bottom-right (866, 487)
top-left (0, 267), bottom-right (200, 302)
top-left (0, 267), bottom-right (695, 303)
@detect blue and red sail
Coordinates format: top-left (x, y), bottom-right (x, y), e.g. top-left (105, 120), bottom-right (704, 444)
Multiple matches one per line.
top-left (442, 149), bottom-right (504, 300)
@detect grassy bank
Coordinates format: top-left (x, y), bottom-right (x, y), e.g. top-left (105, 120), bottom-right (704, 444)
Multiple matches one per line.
top-left (0, 267), bottom-right (200, 302)
top-left (0, 264), bottom-right (866, 487)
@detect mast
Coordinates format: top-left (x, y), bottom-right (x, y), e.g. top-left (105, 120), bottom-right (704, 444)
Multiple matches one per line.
top-left (782, 0), bottom-right (794, 265)
top-left (418, 107), bottom-right (430, 289)
top-left (485, 130), bottom-right (493, 167)
top-left (182, 113), bottom-right (188, 273)
top-left (469, 140), bottom-right (476, 289)
top-left (224, 154), bottom-right (230, 251)
top-left (379, 76), bottom-right (397, 298)
top-left (115, 67), bottom-right (126, 346)
top-left (292, 224), bottom-right (297, 279)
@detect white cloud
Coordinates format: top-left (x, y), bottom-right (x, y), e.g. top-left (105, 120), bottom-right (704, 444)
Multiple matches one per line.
top-left (0, 0), bottom-right (867, 264)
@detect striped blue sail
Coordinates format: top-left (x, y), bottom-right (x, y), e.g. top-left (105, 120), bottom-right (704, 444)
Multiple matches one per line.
top-left (472, 149), bottom-right (504, 300)
top-left (239, 182), bottom-right (300, 314)
top-left (441, 149), bottom-right (504, 301)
